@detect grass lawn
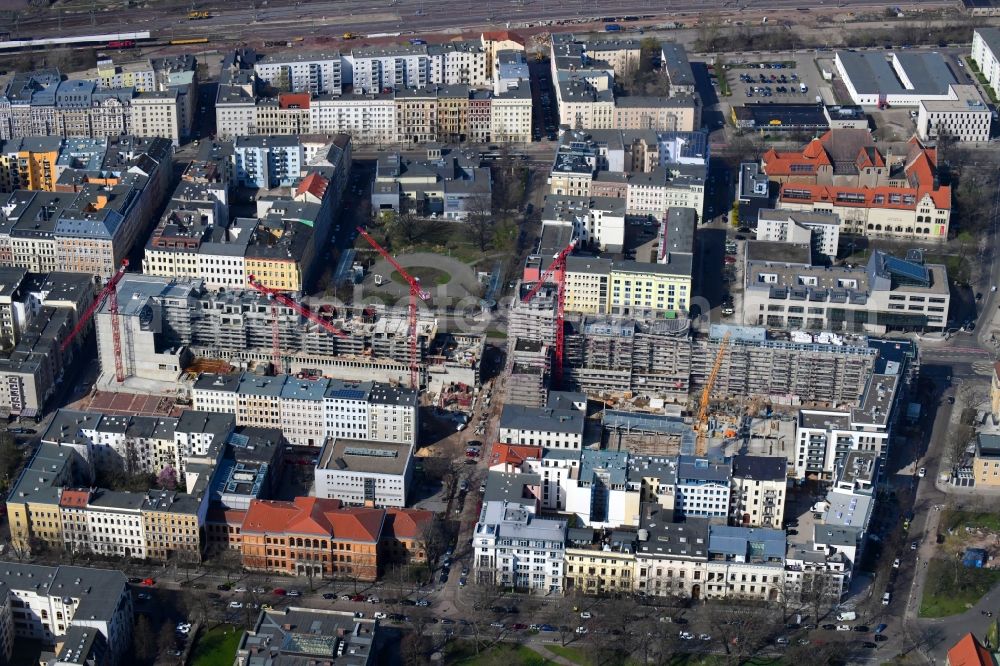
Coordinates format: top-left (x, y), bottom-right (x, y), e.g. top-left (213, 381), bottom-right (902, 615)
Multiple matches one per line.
top-left (545, 644), bottom-right (590, 664)
top-left (940, 510), bottom-right (1000, 534)
top-left (920, 557), bottom-right (1000, 618)
top-left (448, 642), bottom-right (552, 665)
top-left (391, 266), bottom-right (451, 286)
top-left (191, 624), bottom-right (242, 666)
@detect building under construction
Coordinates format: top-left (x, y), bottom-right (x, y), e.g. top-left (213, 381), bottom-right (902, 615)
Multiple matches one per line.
top-left (94, 275), bottom-right (464, 390)
top-left (514, 291), bottom-right (877, 407)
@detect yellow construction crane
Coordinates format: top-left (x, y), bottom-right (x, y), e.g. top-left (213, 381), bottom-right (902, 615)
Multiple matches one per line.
top-left (695, 332), bottom-right (731, 457)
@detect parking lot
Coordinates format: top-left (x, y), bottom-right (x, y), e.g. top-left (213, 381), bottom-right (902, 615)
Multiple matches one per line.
top-left (720, 50), bottom-right (840, 120)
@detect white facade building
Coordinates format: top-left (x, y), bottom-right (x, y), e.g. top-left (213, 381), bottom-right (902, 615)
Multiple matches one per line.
top-left (473, 500), bottom-right (566, 592)
top-left (314, 438), bottom-right (414, 508)
top-left (972, 28), bottom-right (1000, 95)
top-left (498, 404), bottom-right (585, 451)
top-left (254, 52), bottom-right (343, 95)
top-left (755, 209), bottom-right (841, 260)
top-left (917, 84), bottom-right (992, 143)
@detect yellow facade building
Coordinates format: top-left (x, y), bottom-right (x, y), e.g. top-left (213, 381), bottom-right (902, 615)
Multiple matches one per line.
top-left (609, 261), bottom-right (692, 318)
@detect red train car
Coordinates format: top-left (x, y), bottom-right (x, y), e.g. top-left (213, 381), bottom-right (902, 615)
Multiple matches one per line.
top-left (107, 39), bottom-right (135, 49)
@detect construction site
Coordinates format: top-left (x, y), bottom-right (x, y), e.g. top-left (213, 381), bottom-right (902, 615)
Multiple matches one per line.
top-left (94, 274), bottom-right (482, 396)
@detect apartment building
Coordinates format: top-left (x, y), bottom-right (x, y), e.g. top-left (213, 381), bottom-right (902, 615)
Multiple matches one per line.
top-left (0, 137), bottom-right (171, 281)
top-left (795, 370), bottom-right (903, 480)
top-left (429, 40), bottom-right (490, 87)
top-left (549, 132), bottom-right (707, 220)
top-left (565, 450), bottom-right (637, 528)
top-left (193, 373), bottom-right (418, 446)
top-left (730, 455), bottom-right (787, 529)
top-left (674, 456), bottom-right (732, 519)
top-left (254, 51), bottom-right (343, 95)
top-left (473, 500), bottom-right (567, 592)
top-left (755, 209), bottom-right (841, 261)
top-left (370, 149), bottom-right (492, 221)
top-left (634, 505), bottom-right (709, 599)
top-left (141, 490), bottom-right (203, 562)
top-left (562, 256), bottom-right (612, 314)
top-left (973, 433), bottom-right (1000, 487)
top-left (564, 528), bottom-right (637, 595)
top-left (314, 439), bottom-right (414, 508)
top-left (498, 404), bottom-right (586, 450)
top-left (660, 42), bottom-right (696, 96)
top-left (233, 135), bottom-right (305, 188)
top-left (917, 84), bottom-right (992, 143)
top-left (550, 35), bottom-right (700, 133)
top-left (539, 195), bottom-right (626, 252)
top-left (57, 488), bottom-right (147, 559)
top-left (972, 28), bottom-right (1000, 94)
top-left (704, 525), bottom-right (786, 601)
top-left (490, 86), bottom-right (533, 142)
top-left (608, 260), bottom-right (692, 318)
top-left (310, 92), bottom-right (398, 146)
top-left (240, 497), bottom-right (385, 580)
top-left (0, 564), bottom-right (132, 665)
top-left (0, 69), bottom-right (189, 144)
top-left (742, 243), bottom-right (950, 333)
top-left (764, 131), bottom-right (951, 241)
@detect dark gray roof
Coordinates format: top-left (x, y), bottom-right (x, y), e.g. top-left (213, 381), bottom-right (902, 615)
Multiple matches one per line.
top-left (836, 50), bottom-right (955, 96)
top-left (977, 27), bottom-right (1000, 58)
top-left (731, 455), bottom-right (787, 482)
top-left (637, 503), bottom-right (708, 559)
top-left (745, 240), bottom-right (812, 265)
top-left (660, 42), bottom-right (694, 87)
top-left (499, 405), bottom-right (585, 435)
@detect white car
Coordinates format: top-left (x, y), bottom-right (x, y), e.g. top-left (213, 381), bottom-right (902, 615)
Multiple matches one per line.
top-left (229, 601), bottom-right (243, 609)
top-left (918, 467), bottom-right (926, 478)
top-left (580, 611), bottom-right (592, 619)
top-left (679, 631), bottom-right (694, 640)
top-left (699, 634), bottom-right (712, 641)
top-left (234, 586), bottom-right (248, 593)
top-left (836, 625), bottom-right (851, 632)
top-left (176, 623), bottom-right (192, 635)
top-left (893, 558), bottom-right (900, 568)
top-left (575, 626), bottom-right (588, 634)
top-left (374, 612), bottom-right (387, 619)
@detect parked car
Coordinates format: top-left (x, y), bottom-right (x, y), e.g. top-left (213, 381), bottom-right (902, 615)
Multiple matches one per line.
top-left (272, 588), bottom-right (286, 596)
top-left (229, 601), bottom-right (243, 609)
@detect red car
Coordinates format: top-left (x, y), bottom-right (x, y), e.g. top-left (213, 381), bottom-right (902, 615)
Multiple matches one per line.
top-left (350, 594), bottom-right (365, 602)
top-left (141, 578), bottom-right (156, 586)
top-left (511, 623), bottom-right (528, 631)
top-left (724, 256), bottom-right (737, 265)
top-left (273, 588), bottom-right (286, 596)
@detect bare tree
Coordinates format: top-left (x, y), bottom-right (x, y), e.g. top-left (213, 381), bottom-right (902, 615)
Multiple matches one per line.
top-left (414, 514), bottom-right (449, 579)
top-left (465, 194), bottom-right (495, 252)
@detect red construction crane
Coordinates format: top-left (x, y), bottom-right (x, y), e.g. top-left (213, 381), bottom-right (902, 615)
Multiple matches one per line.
top-left (356, 227), bottom-right (429, 389)
top-left (60, 260), bottom-right (129, 383)
top-left (247, 275), bottom-right (349, 374)
top-left (521, 240), bottom-right (575, 388)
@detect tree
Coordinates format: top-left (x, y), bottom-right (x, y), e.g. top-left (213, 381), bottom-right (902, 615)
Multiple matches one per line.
top-left (0, 432), bottom-right (20, 492)
top-left (386, 208), bottom-right (424, 248)
top-left (401, 630), bottom-right (431, 666)
top-left (157, 465), bottom-right (178, 490)
top-left (466, 195), bottom-right (495, 252)
top-left (414, 514), bottom-right (449, 578)
top-left (133, 615), bottom-right (156, 664)
top-left (157, 622), bottom-right (178, 660)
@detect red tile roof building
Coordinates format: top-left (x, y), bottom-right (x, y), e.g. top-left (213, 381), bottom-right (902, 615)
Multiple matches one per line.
top-left (382, 508), bottom-right (435, 565)
top-left (240, 497), bottom-right (385, 581)
top-left (762, 131), bottom-right (951, 241)
top-left (946, 633), bottom-right (995, 666)
top-left (489, 444), bottom-right (542, 471)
